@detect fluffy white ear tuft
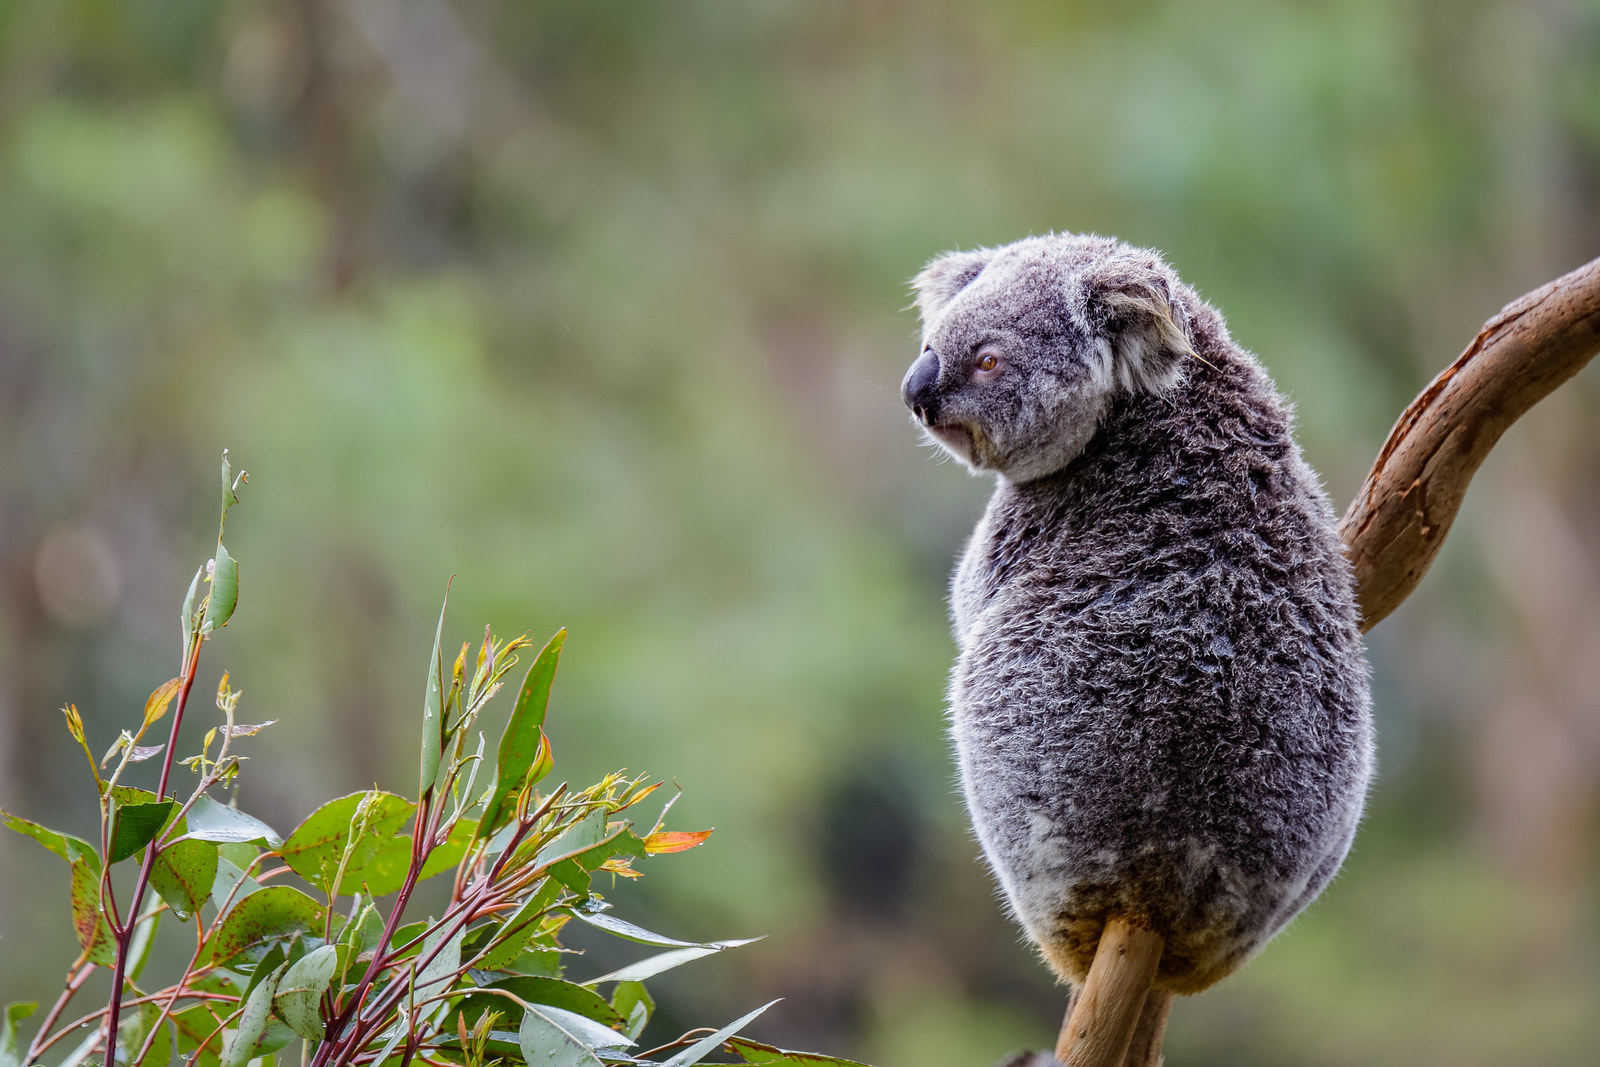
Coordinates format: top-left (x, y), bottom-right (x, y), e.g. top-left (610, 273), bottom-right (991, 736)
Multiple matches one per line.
top-left (912, 249), bottom-right (994, 325)
top-left (1093, 278), bottom-right (1195, 394)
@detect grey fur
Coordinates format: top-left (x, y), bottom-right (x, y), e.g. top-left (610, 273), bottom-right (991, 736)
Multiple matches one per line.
top-left (903, 233), bottom-right (1373, 993)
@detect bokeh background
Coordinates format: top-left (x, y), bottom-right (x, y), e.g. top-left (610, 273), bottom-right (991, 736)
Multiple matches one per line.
top-left (3, 2), bottom-right (1600, 1064)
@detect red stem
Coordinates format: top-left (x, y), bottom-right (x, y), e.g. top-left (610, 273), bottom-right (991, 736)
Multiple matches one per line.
top-left (103, 633), bottom-right (202, 1060)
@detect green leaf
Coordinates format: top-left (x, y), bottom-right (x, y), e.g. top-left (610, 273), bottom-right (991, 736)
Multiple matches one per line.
top-left (611, 982), bottom-right (653, 1041)
top-left (209, 856), bottom-right (261, 912)
top-left (279, 792), bottom-right (414, 891)
top-left (173, 1003), bottom-right (226, 1067)
top-left (480, 629), bottom-right (565, 836)
top-left (659, 1002), bottom-right (777, 1067)
top-left (452, 978), bottom-right (625, 1033)
top-left (336, 815), bottom-right (477, 897)
top-left (108, 799), bottom-right (176, 863)
top-left (127, 909), bottom-right (162, 982)
top-left (181, 564), bottom-right (204, 648)
top-left (180, 794), bottom-right (283, 848)
top-left (414, 926), bottom-right (464, 1005)
top-left (203, 542), bottom-right (239, 633)
top-left (68, 854), bottom-right (115, 965)
top-left (419, 592), bottom-right (449, 794)
top-left (587, 942), bottom-right (756, 985)
top-left (210, 886), bottom-right (326, 965)
top-left (476, 880), bottom-right (564, 970)
top-left (151, 832), bottom-right (220, 918)
top-left (517, 1005), bottom-right (604, 1067)
top-left (117, 1001), bottom-right (169, 1067)
top-left (274, 944), bottom-right (338, 1040)
top-left (219, 961), bottom-right (285, 1067)
top-left (1, 1001), bottom-right (37, 1067)
top-left (569, 906), bottom-right (709, 948)
top-left (723, 1037), bottom-right (873, 1066)
top-left (2, 811), bottom-right (99, 867)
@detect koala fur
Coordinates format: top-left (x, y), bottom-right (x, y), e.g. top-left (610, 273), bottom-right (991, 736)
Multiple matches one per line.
top-left (902, 233), bottom-right (1373, 994)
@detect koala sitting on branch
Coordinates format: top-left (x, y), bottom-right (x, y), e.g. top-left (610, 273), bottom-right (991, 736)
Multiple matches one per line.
top-left (902, 233), bottom-right (1373, 1066)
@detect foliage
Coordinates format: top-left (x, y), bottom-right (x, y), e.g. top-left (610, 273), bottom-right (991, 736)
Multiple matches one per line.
top-left (1, 457), bottom-right (866, 1067)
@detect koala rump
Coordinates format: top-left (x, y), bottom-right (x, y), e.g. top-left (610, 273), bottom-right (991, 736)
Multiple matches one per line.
top-left (906, 233), bottom-right (1373, 993)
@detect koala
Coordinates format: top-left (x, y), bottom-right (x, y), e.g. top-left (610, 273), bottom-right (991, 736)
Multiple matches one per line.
top-left (902, 233), bottom-right (1373, 994)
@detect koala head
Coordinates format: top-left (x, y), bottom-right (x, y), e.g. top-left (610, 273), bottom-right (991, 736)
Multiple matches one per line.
top-left (901, 233), bottom-right (1198, 483)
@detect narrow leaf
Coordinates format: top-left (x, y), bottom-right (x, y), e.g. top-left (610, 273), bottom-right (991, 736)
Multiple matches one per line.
top-left (660, 1002), bottom-right (779, 1067)
top-left (723, 1036), bottom-right (873, 1066)
top-left (586, 942), bottom-right (758, 985)
top-left (144, 677), bottom-right (183, 729)
top-left (480, 629), bottom-right (565, 836)
top-left (642, 830), bottom-right (714, 854)
top-left (420, 591), bottom-right (449, 792)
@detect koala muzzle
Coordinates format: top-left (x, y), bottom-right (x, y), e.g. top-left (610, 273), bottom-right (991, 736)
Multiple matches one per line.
top-left (902, 348), bottom-right (942, 425)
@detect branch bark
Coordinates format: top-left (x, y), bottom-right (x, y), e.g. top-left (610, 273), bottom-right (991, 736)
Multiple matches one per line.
top-left (1340, 255), bottom-right (1600, 630)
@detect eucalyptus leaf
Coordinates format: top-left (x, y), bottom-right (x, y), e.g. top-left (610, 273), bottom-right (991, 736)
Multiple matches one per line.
top-left (0, 1001), bottom-right (37, 1067)
top-left (278, 791), bottom-right (414, 891)
top-left (480, 629), bottom-right (565, 836)
top-left (586, 940), bottom-right (759, 985)
top-left (419, 592), bottom-right (449, 794)
top-left (516, 1005), bottom-right (603, 1067)
top-left (179, 794), bottom-right (282, 848)
top-left (108, 799), bottom-right (176, 863)
top-left (219, 961), bottom-right (285, 1067)
top-left (274, 944), bottom-right (338, 1040)
top-left (203, 542), bottom-right (239, 633)
top-left (210, 886), bottom-right (325, 965)
top-left (659, 1001), bottom-right (778, 1067)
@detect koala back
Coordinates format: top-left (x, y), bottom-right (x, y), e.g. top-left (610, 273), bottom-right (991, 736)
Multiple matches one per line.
top-left (946, 286), bottom-right (1373, 993)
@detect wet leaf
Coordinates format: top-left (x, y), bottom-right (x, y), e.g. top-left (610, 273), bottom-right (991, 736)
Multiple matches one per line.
top-left (274, 944), bottom-right (338, 1040)
top-left (172, 1003), bottom-right (226, 1067)
top-left (641, 830), bottom-right (713, 854)
top-left (144, 677), bottom-right (183, 729)
top-left (210, 886), bottom-right (326, 965)
top-left (414, 926), bottom-right (464, 1005)
top-left (151, 828), bottom-right (220, 918)
top-left (517, 1005), bottom-right (604, 1067)
top-left (127, 744), bottom-right (166, 762)
top-left (480, 629), bottom-right (565, 836)
top-left (179, 794), bottom-right (282, 848)
top-left (226, 721), bottom-right (276, 737)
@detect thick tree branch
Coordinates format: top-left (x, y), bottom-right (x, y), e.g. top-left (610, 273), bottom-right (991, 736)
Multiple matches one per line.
top-left (1340, 256), bottom-right (1600, 630)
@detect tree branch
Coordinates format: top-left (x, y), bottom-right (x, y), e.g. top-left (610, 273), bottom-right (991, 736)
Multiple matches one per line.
top-left (1340, 256), bottom-right (1600, 630)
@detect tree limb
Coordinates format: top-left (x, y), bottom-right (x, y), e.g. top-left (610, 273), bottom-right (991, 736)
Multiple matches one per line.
top-left (1340, 256), bottom-right (1600, 630)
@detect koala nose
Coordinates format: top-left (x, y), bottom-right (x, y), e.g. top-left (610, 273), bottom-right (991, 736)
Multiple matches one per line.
top-left (902, 348), bottom-right (942, 425)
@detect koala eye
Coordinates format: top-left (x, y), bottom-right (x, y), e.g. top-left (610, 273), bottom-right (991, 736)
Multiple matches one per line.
top-left (975, 351), bottom-right (1001, 375)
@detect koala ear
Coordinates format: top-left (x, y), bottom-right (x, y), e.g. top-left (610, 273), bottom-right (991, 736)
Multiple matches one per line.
top-left (912, 248), bottom-right (993, 324)
top-left (1090, 276), bottom-right (1195, 394)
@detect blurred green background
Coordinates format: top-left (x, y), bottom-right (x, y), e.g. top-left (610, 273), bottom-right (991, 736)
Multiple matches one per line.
top-left (3, 2), bottom-right (1600, 1064)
